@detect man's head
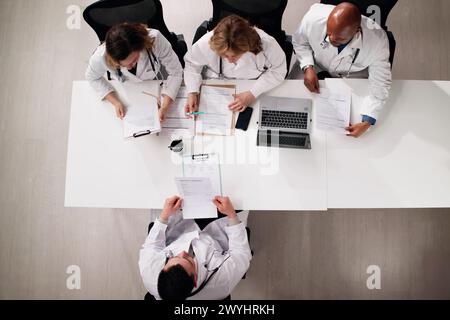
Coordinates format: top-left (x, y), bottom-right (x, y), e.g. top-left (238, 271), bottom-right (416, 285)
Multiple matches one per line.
top-left (157, 251), bottom-right (197, 300)
top-left (326, 2), bottom-right (362, 47)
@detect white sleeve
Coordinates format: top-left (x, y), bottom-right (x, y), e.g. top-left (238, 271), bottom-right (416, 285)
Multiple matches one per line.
top-left (85, 49), bottom-right (115, 100)
top-left (138, 219), bottom-right (168, 297)
top-left (212, 222), bottom-right (252, 296)
top-left (292, 15), bottom-right (315, 70)
top-left (184, 38), bottom-right (208, 94)
top-left (250, 38), bottom-right (287, 98)
top-left (153, 31), bottom-right (183, 101)
top-left (361, 33), bottom-right (392, 120)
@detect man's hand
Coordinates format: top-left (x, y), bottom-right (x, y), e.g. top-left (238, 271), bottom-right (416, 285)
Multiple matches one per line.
top-left (228, 91), bottom-right (256, 112)
top-left (212, 196), bottom-right (236, 218)
top-left (304, 67), bottom-right (320, 94)
top-left (185, 93), bottom-right (199, 118)
top-left (114, 103), bottom-right (125, 120)
top-left (160, 196), bottom-right (182, 221)
top-left (346, 122), bottom-right (371, 138)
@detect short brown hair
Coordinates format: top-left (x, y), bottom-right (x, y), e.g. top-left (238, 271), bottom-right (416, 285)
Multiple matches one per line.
top-left (104, 23), bottom-right (155, 69)
top-left (209, 15), bottom-right (262, 56)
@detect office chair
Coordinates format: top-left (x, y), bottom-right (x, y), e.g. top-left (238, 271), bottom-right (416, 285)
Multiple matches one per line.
top-left (192, 0), bottom-right (293, 77)
top-left (320, 0), bottom-right (398, 67)
top-left (83, 0), bottom-right (187, 67)
top-left (144, 214), bottom-right (253, 300)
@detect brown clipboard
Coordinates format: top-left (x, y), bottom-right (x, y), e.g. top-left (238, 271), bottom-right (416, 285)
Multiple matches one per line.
top-left (195, 83), bottom-right (237, 137)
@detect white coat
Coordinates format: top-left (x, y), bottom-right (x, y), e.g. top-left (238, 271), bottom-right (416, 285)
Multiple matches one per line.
top-left (85, 29), bottom-right (183, 101)
top-left (293, 4), bottom-right (392, 120)
top-left (138, 211), bottom-right (251, 300)
top-left (184, 27), bottom-right (287, 98)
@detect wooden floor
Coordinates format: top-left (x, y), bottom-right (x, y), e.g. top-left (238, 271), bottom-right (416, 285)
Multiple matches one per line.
top-left (0, 0), bottom-right (449, 299)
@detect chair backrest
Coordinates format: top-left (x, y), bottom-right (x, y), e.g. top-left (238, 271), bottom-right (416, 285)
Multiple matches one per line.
top-left (83, 0), bottom-right (175, 44)
top-left (208, 0), bottom-right (289, 45)
top-left (320, 0), bottom-right (398, 30)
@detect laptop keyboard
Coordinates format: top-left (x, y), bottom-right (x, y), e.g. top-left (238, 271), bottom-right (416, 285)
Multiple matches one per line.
top-left (261, 110), bottom-right (309, 130)
top-left (279, 135), bottom-right (306, 147)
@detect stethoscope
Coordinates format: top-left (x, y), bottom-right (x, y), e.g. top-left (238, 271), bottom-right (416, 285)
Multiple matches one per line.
top-left (320, 32), bottom-right (361, 78)
top-left (206, 51), bottom-right (271, 80)
top-left (164, 248), bottom-right (230, 272)
top-left (115, 49), bottom-right (164, 86)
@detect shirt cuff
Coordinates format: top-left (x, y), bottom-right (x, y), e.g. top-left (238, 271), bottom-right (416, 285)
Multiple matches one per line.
top-left (157, 217), bottom-right (169, 225)
top-left (362, 115), bottom-right (377, 126)
top-left (227, 216), bottom-right (241, 226)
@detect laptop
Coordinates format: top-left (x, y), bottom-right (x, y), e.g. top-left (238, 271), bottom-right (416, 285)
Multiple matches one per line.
top-left (257, 96), bottom-right (312, 149)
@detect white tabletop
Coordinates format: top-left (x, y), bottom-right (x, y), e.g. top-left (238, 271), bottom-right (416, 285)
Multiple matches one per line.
top-left (65, 79), bottom-right (450, 210)
top-left (325, 79), bottom-right (450, 208)
top-left (65, 80), bottom-right (328, 210)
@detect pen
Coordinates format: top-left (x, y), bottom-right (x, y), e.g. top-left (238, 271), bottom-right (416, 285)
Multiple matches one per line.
top-left (187, 112), bottom-right (206, 115)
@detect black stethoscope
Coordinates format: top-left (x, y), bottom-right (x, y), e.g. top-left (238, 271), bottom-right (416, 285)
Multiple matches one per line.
top-left (320, 32), bottom-right (362, 78)
top-left (207, 51), bottom-right (270, 80)
top-left (115, 49), bottom-right (163, 86)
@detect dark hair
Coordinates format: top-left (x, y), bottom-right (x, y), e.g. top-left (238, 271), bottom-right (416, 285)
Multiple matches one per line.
top-left (157, 265), bottom-right (195, 300)
top-left (104, 23), bottom-right (155, 68)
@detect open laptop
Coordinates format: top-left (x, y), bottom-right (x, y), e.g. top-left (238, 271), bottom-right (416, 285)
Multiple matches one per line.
top-left (257, 96), bottom-right (312, 149)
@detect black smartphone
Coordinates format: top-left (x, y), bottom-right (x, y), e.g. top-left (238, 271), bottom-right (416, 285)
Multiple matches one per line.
top-left (235, 107), bottom-right (253, 131)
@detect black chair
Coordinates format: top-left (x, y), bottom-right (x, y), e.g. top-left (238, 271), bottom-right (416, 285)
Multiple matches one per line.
top-left (83, 0), bottom-right (187, 67)
top-left (320, 0), bottom-right (398, 67)
top-left (192, 0), bottom-right (293, 77)
top-left (145, 214), bottom-right (252, 300)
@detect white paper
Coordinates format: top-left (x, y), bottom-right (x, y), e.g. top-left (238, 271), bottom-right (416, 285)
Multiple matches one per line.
top-left (314, 88), bottom-right (351, 134)
top-left (160, 87), bottom-right (195, 138)
top-left (183, 153), bottom-right (222, 196)
top-left (123, 92), bottom-right (161, 138)
top-left (197, 86), bottom-right (235, 136)
top-left (175, 177), bottom-right (218, 219)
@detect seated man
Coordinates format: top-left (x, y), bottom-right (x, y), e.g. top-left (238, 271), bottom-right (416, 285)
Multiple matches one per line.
top-left (139, 195), bottom-right (251, 300)
top-left (293, 2), bottom-right (392, 138)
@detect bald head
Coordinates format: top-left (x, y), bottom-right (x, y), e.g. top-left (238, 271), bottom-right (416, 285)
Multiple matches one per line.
top-left (327, 2), bottom-right (362, 47)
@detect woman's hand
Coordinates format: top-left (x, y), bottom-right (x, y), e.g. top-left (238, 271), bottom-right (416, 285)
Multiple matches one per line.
top-left (159, 95), bottom-right (173, 123)
top-left (185, 93), bottom-right (199, 118)
top-left (228, 91), bottom-right (256, 112)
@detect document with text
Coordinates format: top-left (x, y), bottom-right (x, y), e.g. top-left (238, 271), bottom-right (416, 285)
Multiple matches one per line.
top-left (196, 85), bottom-right (235, 136)
top-left (314, 88), bottom-right (351, 134)
top-left (175, 177), bottom-right (218, 219)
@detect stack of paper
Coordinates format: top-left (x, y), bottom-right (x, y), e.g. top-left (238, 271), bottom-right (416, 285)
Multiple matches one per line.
top-left (122, 92), bottom-right (161, 139)
top-left (160, 87), bottom-right (195, 138)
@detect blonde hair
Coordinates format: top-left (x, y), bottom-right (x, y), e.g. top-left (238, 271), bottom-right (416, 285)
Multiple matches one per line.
top-left (209, 15), bottom-right (262, 56)
top-left (104, 23), bottom-right (155, 69)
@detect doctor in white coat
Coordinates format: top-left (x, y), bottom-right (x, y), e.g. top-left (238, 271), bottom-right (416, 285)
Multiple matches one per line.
top-left (293, 3), bottom-right (392, 138)
top-left (85, 23), bottom-right (183, 122)
top-left (139, 195), bottom-right (251, 300)
top-left (184, 15), bottom-right (287, 114)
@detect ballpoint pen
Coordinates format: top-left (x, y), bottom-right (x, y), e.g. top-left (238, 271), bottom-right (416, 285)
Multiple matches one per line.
top-left (187, 112), bottom-right (206, 115)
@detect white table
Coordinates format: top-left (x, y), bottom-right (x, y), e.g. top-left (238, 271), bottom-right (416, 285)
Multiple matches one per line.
top-left (65, 79), bottom-right (450, 210)
top-left (65, 80), bottom-right (328, 210)
top-left (325, 79), bottom-right (450, 208)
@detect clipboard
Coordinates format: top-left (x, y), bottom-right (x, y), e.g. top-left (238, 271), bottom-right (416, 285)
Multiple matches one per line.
top-left (195, 84), bottom-right (236, 137)
top-left (121, 87), bottom-right (161, 139)
top-left (182, 153), bottom-right (223, 196)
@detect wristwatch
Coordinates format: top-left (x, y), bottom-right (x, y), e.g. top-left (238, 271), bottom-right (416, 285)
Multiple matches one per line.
top-left (302, 65), bottom-right (314, 73)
